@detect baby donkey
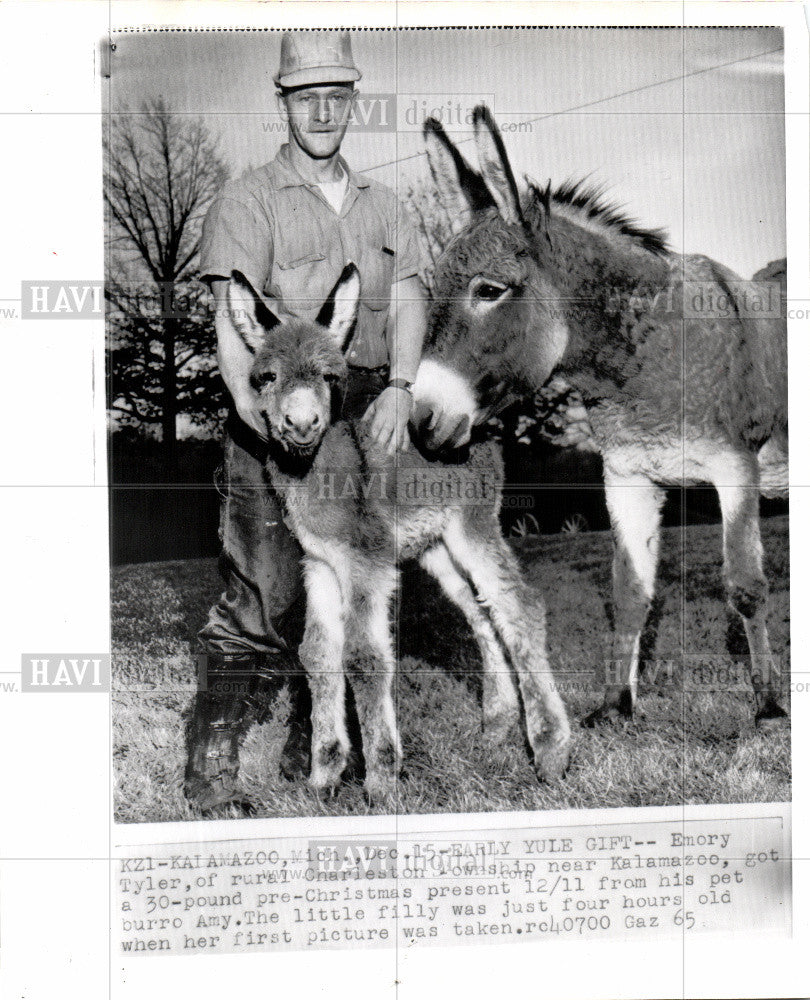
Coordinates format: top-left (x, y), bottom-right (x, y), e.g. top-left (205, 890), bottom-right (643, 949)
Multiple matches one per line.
top-left (226, 265), bottom-right (571, 801)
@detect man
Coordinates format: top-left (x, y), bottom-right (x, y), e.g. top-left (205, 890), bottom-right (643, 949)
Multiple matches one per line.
top-left (185, 31), bottom-right (427, 811)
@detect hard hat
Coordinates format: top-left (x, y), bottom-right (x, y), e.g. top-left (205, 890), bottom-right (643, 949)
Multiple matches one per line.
top-left (275, 31), bottom-right (362, 88)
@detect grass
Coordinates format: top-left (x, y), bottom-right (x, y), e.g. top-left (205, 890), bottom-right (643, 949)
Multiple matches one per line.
top-left (112, 516), bottom-right (790, 823)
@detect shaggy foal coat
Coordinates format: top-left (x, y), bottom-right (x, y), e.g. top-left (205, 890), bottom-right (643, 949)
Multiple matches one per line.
top-left (226, 266), bottom-right (571, 800)
top-left (412, 107), bottom-right (788, 730)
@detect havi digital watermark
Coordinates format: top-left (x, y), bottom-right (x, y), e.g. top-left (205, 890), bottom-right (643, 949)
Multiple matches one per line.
top-left (21, 654), bottom-right (110, 692)
top-left (21, 281), bottom-right (104, 318)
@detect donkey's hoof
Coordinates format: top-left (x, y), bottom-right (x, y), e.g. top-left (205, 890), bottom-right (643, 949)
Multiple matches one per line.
top-left (755, 700), bottom-right (789, 731)
top-left (582, 700), bottom-right (633, 728)
top-left (582, 705), bottom-right (619, 728)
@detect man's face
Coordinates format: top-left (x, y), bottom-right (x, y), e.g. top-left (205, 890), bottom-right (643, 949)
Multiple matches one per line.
top-left (278, 85), bottom-right (356, 159)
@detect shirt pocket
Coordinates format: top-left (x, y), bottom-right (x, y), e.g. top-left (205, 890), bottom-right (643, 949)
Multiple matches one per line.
top-left (269, 251), bottom-right (331, 314)
top-left (360, 244), bottom-right (396, 312)
top-left (277, 251), bottom-right (327, 270)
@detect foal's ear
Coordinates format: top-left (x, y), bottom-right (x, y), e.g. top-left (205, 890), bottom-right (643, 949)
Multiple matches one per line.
top-left (423, 117), bottom-right (494, 235)
top-left (472, 105), bottom-right (523, 226)
top-left (316, 263), bottom-right (360, 350)
top-left (226, 270), bottom-right (280, 353)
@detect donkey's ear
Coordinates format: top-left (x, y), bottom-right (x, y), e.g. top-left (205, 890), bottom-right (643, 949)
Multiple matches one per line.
top-left (423, 117), bottom-right (494, 235)
top-left (472, 105), bottom-right (522, 226)
top-left (316, 263), bottom-right (360, 350)
top-left (226, 270), bottom-right (280, 353)
top-left (524, 174), bottom-right (553, 243)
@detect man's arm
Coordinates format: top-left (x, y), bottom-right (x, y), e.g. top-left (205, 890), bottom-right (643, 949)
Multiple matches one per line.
top-left (210, 278), bottom-right (268, 440)
top-left (387, 274), bottom-right (427, 383)
top-left (364, 275), bottom-right (427, 454)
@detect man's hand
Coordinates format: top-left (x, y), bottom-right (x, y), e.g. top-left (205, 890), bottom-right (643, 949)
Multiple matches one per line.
top-left (234, 388), bottom-right (268, 440)
top-left (363, 386), bottom-right (412, 455)
top-left (416, 403), bottom-right (473, 451)
top-left (211, 278), bottom-right (269, 441)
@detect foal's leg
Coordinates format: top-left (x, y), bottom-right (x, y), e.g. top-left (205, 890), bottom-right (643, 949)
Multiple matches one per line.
top-left (713, 451), bottom-right (788, 728)
top-left (443, 519), bottom-right (571, 781)
top-left (344, 565), bottom-right (402, 802)
top-left (299, 558), bottom-right (349, 794)
top-left (583, 469), bottom-right (664, 727)
top-left (420, 541), bottom-right (520, 740)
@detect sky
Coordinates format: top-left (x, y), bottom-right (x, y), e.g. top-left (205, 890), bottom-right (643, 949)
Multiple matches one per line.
top-left (109, 27), bottom-right (785, 279)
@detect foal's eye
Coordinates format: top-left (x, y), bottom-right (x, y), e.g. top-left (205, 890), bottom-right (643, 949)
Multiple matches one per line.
top-left (323, 373), bottom-right (340, 385)
top-left (255, 371), bottom-right (277, 387)
top-left (472, 279), bottom-right (510, 302)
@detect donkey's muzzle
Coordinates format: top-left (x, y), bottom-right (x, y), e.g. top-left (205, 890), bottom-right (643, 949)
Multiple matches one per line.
top-left (281, 410), bottom-right (322, 447)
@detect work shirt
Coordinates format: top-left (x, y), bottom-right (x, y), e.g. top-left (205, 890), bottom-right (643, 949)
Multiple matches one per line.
top-left (199, 143), bottom-right (422, 369)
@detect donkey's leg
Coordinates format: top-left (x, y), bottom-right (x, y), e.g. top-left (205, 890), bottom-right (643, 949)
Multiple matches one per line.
top-left (299, 558), bottom-right (350, 795)
top-left (345, 565), bottom-right (402, 802)
top-left (713, 452), bottom-right (787, 728)
top-left (443, 519), bottom-right (571, 782)
top-left (420, 541), bottom-right (520, 740)
top-left (583, 469), bottom-right (664, 727)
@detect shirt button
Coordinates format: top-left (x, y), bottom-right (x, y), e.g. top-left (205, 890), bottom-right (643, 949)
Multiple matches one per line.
top-left (350, 351), bottom-right (357, 358)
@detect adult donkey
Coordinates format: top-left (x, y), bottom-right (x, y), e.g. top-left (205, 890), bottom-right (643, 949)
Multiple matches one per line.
top-left (225, 264), bottom-right (571, 801)
top-left (415, 106), bottom-right (788, 730)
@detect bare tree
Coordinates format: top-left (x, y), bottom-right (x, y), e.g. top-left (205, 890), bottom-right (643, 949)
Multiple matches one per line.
top-left (104, 99), bottom-right (228, 462)
top-left (402, 181), bottom-right (454, 295)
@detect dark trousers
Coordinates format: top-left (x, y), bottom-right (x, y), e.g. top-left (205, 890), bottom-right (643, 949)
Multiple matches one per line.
top-left (198, 367), bottom-right (389, 659)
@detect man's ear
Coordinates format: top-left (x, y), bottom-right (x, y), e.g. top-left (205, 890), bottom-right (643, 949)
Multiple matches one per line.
top-left (226, 270), bottom-right (280, 353)
top-left (275, 89), bottom-right (290, 127)
top-left (344, 88), bottom-right (358, 127)
top-left (316, 263), bottom-right (360, 351)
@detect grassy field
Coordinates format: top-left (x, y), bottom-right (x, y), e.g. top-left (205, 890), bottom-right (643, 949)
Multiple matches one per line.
top-left (112, 516), bottom-right (790, 823)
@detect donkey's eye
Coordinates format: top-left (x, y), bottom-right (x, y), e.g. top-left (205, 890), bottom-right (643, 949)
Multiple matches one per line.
top-left (255, 371), bottom-right (277, 387)
top-left (472, 279), bottom-right (510, 302)
top-left (323, 373), bottom-right (340, 385)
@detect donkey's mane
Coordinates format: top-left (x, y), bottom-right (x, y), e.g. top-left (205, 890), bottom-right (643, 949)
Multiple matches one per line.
top-left (536, 178), bottom-right (670, 258)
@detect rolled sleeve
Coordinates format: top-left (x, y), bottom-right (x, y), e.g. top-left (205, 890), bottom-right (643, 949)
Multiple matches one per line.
top-left (199, 193), bottom-right (272, 291)
top-left (393, 207), bottom-right (422, 283)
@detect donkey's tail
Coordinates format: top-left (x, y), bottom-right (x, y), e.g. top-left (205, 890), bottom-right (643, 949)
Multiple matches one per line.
top-left (758, 431), bottom-right (789, 499)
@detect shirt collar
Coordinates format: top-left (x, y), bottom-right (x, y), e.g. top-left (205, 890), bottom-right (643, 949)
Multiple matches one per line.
top-left (273, 142), bottom-right (370, 191)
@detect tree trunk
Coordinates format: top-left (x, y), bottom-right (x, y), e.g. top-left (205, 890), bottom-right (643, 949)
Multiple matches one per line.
top-left (160, 310), bottom-right (178, 477)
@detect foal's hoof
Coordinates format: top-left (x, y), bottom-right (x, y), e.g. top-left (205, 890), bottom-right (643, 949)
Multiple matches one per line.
top-left (308, 739), bottom-right (350, 794)
top-left (342, 747), bottom-right (366, 784)
top-left (363, 771), bottom-right (400, 807)
top-left (483, 714), bottom-right (520, 743)
top-left (306, 750), bottom-right (365, 802)
top-left (755, 700), bottom-right (789, 732)
top-left (533, 743), bottom-right (572, 783)
top-left (310, 778), bottom-right (342, 802)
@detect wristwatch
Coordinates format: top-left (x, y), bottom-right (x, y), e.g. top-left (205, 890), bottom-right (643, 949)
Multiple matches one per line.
top-left (387, 378), bottom-right (414, 393)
